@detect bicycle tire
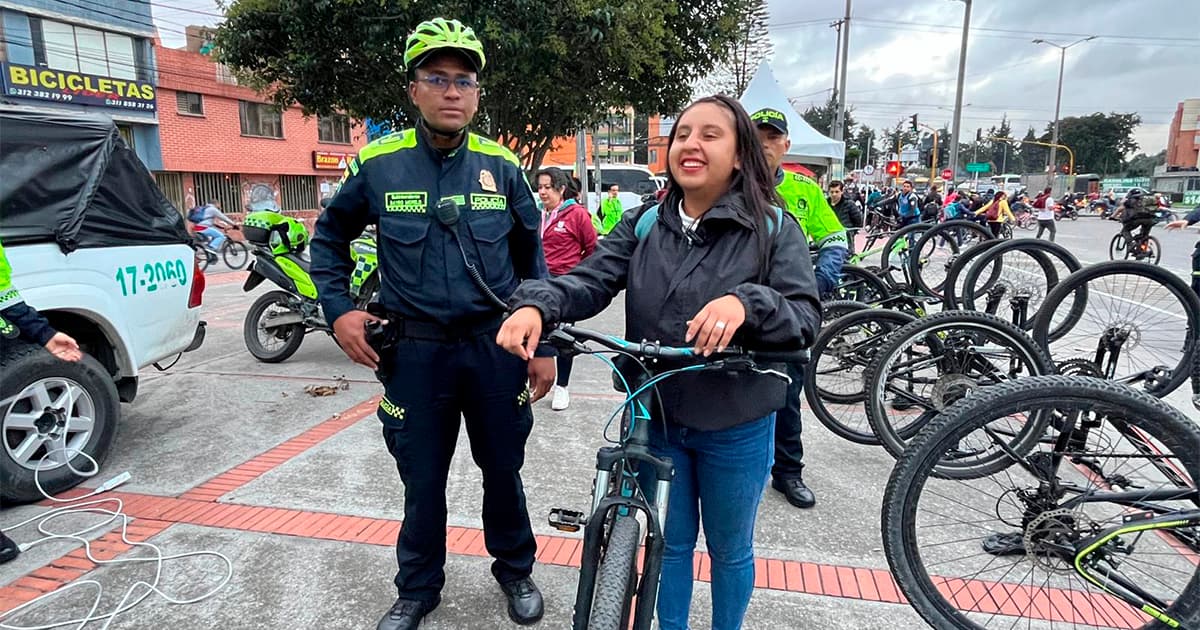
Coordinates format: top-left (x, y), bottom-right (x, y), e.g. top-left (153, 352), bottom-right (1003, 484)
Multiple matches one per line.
top-left (806, 308), bottom-right (917, 444)
top-left (906, 220), bottom-right (994, 300)
top-left (831, 264), bottom-right (891, 304)
top-left (1108, 233), bottom-right (1127, 261)
top-left (587, 515), bottom-right (641, 630)
top-left (222, 239), bottom-right (250, 269)
top-left (863, 310), bottom-right (1055, 462)
top-left (1031, 260), bottom-right (1200, 397)
top-left (882, 376), bottom-right (1200, 630)
top-left (821, 299), bottom-right (870, 324)
top-left (959, 239), bottom-right (1084, 337)
top-left (879, 221), bottom-right (933, 289)
top-left (940, 240), bottom-right (1005, 310)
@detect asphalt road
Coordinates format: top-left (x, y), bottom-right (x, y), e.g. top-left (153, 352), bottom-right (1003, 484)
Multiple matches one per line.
top-left (3, 217), bottom-right (1199, 629)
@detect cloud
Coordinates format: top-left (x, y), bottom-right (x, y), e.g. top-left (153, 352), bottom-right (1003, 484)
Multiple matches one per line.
top-left (766, 0), bottom-right (1200, 156)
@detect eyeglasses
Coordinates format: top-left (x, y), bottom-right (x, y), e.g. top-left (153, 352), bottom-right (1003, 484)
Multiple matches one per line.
top-left (413, 75), bottom-right (480, 93)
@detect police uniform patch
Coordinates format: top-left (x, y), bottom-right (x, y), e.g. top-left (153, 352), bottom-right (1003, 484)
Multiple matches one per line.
top-left (385, 191), bottom-right (427, 213)
top-left (470, 193), bottom-right (507, 211)
top-left (379, 396), bottom-right (406, 421)
top-left (479, 169), bottom-right (497, 192)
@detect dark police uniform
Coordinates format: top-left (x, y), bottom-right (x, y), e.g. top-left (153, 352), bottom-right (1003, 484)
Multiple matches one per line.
top-left (309, 125), bottom-right (548, 604)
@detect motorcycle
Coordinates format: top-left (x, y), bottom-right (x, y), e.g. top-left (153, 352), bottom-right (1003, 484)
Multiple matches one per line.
top-left (241, 215), bottom-right (380, 363)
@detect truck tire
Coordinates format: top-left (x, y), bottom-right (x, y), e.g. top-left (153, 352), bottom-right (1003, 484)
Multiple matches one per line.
top-left (0, 340), bottom-right (119, 504)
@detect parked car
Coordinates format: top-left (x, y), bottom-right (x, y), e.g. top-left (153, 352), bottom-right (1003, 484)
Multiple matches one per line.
top-left (0, 106), bottom-right (206, 503)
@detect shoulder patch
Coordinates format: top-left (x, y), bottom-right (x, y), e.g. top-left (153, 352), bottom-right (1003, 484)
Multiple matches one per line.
top-left (467, 133), bottom-right (521, 168)
top-left (358, 128), bottom-right (418, 164)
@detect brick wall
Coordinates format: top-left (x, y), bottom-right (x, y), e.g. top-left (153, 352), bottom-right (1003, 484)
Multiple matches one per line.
top-left (155, 46), bottom-right (367, 175)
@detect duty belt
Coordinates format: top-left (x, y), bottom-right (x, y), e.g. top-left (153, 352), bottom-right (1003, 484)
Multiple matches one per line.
top-left (366, 304), bottom-right (504, 343)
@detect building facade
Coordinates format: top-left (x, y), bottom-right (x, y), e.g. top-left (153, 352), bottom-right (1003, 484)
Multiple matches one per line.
top-left (1166, 98), bottom-right (1200, 169)
top-left (541, 112), bottom-right (669, 174)
top-left (153, 43), bottom-right (367, 223)
top-left (0, 0), bottom-right (163, 169)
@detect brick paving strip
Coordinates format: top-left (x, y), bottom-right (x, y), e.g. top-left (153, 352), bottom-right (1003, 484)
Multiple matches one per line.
top-left (0, 394), bottom-right (1152, 627)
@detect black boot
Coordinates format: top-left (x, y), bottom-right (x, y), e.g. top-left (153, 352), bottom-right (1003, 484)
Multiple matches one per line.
top-left (500, 577), bottom-right (544, 625)
top-left (375, 596), bottom-right (439, 630)
top-left (772, 476), bottom-right (816, 509)
top-left (0, 530), bottom-right (19, 564)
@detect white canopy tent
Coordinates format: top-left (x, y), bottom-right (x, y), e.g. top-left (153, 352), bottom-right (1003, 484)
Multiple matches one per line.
top-left (738, 61), bottom-right (844, 169)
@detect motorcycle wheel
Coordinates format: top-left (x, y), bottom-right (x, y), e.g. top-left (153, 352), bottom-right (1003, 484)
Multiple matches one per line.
top-left (244, 290), bottom-right (307, 363)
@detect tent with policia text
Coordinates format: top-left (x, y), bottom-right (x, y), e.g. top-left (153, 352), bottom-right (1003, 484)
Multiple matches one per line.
top-left (739, 61), bottom-right (844, 171)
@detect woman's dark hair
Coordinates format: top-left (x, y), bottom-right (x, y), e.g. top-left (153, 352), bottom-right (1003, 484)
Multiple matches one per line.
top-left (994, 190), bottom-right (1006, 200)
top-left (663, 94), bottom-right (783, 276)
top-left (1042, 187), bottom-right (1052, 195)
top-left (535, 167), bottom-right (570, 195)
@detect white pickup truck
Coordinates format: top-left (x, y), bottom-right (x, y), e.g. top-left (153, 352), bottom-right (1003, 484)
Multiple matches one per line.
top-left (0, 106), bottom-right (206, 503)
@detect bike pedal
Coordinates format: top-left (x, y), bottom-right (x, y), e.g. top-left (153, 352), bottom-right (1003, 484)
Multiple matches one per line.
top-left (548, 508), bottom-right (586, 533)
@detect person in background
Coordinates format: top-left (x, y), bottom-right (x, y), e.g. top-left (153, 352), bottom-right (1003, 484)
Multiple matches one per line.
top-left (597, 184), bottom-right (624, 236)
top-left (895, 180), bottom-right (922, 226)
top-left (498, 94), bottom-right (821, 630)
top-left (1032, 187), bottom-right (1056, 242)
top-left (921, 183), bottom-right (943, 222)
top-left (191, 199), bottom-right (237, 251)
top-left (826, 180), bottom-right (862, 254)
top-left (535, 167), bottom-right (597, 410)
top-left (975, 190), bottom-right (1014, 238)
top-left (0, 239), bottom-right (83, 565)
top-left (867, 187), bottom-right (883, 208)
top-left (1165, 203), bottom-right (1200, 296)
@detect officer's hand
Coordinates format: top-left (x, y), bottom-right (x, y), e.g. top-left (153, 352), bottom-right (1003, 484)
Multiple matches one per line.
top-left (528, 357), bottom-right (555, 402)
top-left (332, 310), bottom-right (385, 369)
top-left (497, 307), bottom-right (543, 360)
top-left (45, 333), bottom-right (82, 362)
top-left (686, 295), bottom-right (746, 357)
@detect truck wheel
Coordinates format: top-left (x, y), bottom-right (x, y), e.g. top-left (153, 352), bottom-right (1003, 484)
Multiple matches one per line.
top-left (0, 340), bottom-right (119, 504)
top-left (244, 290), bottom-right (306, 363)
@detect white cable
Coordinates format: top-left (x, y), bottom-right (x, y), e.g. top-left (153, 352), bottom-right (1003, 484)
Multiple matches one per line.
top-left (0, 446), bottom-right (234, 630)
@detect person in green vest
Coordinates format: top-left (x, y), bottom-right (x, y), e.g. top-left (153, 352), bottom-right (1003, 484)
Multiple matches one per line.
top-left (0, 239), bottom-right (82, 565)
top-left (597, 184), bottom-right (624, 235)
top-left (751, 107), bottom-right (850, 512)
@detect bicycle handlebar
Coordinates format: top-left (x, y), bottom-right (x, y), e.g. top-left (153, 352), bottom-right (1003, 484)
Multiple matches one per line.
top-left (546, 324), bottom-right (808, 365)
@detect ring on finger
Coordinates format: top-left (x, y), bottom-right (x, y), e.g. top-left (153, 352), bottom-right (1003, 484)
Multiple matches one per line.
top-left (715, 321), bottom-right (727, 329)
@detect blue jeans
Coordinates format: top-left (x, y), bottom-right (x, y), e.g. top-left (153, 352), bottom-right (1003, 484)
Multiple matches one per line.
top-left (200, 225), bottom-right (226, 251)
top-left (813, 245), bottom-right (849, 297)
top-left (647, 415), bottom-right (775, 630)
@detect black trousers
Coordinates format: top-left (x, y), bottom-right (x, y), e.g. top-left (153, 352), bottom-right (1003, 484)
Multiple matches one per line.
top-left (772, 361), bottom-right (805, 480)
top-left (1192, 242), bottom-right (1200, 297)
top-left (377, 332), bottom-right (536, 603)
top-left (1036, 219), bottom-right (1056, 241)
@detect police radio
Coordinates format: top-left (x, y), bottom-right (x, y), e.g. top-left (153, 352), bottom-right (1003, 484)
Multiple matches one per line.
top-left (434, 199), bottom-right (509, 311)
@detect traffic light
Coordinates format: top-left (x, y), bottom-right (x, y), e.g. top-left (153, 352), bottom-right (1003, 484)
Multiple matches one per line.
top-left (910, 114), bottom-right (919, 132)
top-left (976, 128), bottom-right (982, 142)
top-left (886, 161), bottom-right (902, 177)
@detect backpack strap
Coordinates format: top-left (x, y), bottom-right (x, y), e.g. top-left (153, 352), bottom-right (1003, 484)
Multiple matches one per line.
top-left (633, 204), bottom-right (661, 240)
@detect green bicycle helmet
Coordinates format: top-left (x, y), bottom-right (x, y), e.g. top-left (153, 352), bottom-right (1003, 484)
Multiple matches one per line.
top-left (404, 18), bottom-right (486, 73)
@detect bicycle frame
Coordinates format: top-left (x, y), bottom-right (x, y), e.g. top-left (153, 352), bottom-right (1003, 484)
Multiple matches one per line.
top-left (571, 372), bottom-right (674, 630)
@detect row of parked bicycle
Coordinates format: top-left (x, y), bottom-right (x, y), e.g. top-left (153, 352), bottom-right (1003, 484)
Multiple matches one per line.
top-left (812, 218), bottom-right (1200, 629)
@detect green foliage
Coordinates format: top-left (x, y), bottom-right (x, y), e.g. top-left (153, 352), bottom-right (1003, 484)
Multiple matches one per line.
top-left (1125, 149), bottom-right (1166, 178)
top-left (1049, 112), bottom-right (1142, 175)
top-left (214, 0), bottom-right (749, 169)
top-left (801, 95), bottom-right (856, 142)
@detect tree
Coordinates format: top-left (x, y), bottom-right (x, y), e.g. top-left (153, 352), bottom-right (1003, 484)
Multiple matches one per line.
top-left (1016, 126), bottom-right (1048, 175)
top-left (215, 0), bottom-right (751, 170)
top-left (1125, 149), bottom-right (1166, 177)
top-left (695, 0), bottom-right (772, 97)
top-left (801, 95), bottom-right (856, 143)
top-left (848, 125), bottom-right (877, 169)
top-left (1049, 112), bottom-right (1141, 175)
top-left (985, 115), bottom-right (1014, 173)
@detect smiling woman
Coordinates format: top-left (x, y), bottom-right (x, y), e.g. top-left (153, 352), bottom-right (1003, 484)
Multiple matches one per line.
top-left (498, 94), bottom-right (822, 630)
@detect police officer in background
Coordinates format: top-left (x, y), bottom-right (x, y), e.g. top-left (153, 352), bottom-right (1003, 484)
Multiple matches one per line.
top-left (309, 18), bottom-right (554, 630)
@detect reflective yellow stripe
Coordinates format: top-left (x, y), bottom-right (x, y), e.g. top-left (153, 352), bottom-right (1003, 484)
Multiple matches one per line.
top-left (348, 157), bottom-right (360, 176)
top-left (358, 129), bottom-right (418, 164)
top-left (467, 133), bottom-right (521, 168)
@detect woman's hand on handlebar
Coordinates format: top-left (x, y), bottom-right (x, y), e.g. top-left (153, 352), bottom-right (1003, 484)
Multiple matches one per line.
top-left (497, 306), bottom-right (543, 360)
top-left (686, 295), bottom-right (746, 357)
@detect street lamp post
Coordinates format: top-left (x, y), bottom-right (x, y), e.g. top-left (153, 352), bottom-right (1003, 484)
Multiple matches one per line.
top-left (948, 0), bottom-right (972, 183)
top-left (1033, 35), bottom-right (1096, 189)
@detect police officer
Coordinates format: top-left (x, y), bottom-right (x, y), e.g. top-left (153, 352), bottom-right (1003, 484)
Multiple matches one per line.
top-left (308, 18), bottom-right (554, 630)
top-left (1, 239), bottom-right (83, 564)
top-left (750, 108), bottom-right (850, 510)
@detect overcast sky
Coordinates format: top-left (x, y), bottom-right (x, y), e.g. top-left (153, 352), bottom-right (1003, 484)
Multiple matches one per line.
top-left (153, 0), bottom-right (1199, 157)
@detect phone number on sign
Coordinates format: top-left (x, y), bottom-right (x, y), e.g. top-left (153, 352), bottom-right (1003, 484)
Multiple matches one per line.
top-left (104, 99), bottom-right (154, 110)
top-left (6, 87), bottom-right (74, 102)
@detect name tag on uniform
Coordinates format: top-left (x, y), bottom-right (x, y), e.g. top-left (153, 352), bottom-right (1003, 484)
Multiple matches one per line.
top-left (385, 191), bottom-right (427, 213)
top-left (471, 194), bottom-right (507, 211)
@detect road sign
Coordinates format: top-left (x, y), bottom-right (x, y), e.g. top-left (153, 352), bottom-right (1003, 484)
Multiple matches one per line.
top-left (863, 164), bottom-right (875, 176)
top-left (900, 150), bottom-right (920, 162)
top-left (941, 169), bottom-right (953, 180)
top-left (966, 162), bottom-right (991, 173)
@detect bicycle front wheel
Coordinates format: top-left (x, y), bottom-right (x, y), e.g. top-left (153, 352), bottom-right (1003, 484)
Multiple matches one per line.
top-left (222, 240), bottom-right (250, 269)
top-left (883, 376), bottom-right (1200, 630)
top-left (586, 515), bottom-right (641, 630)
